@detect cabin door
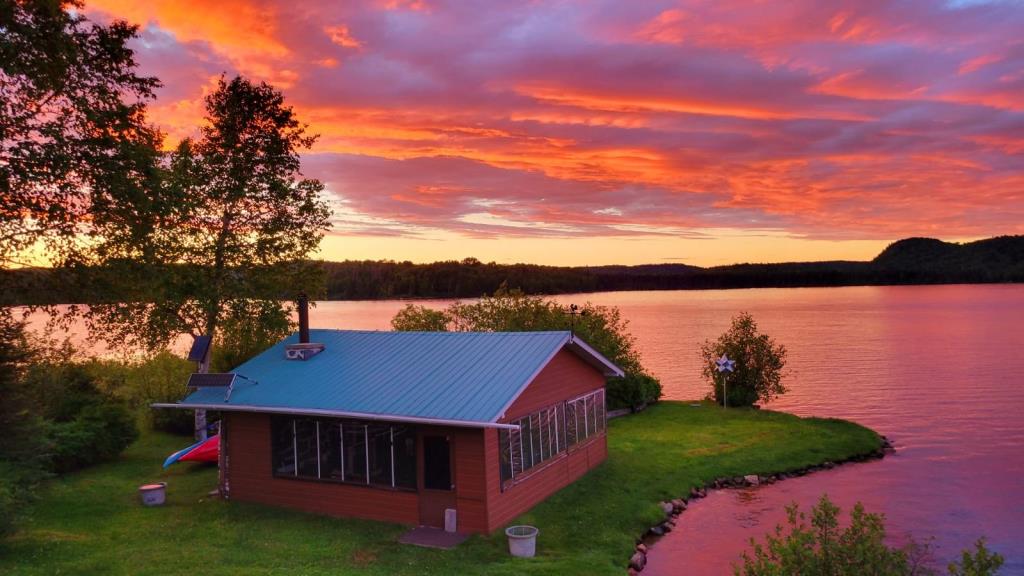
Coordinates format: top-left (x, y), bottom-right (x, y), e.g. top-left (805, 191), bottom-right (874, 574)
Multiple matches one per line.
top-left (419, 434), bottom-right (456, 528)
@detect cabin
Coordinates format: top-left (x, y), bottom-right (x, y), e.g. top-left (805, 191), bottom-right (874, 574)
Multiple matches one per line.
top-left (158, 321), bottom-right (623, 534)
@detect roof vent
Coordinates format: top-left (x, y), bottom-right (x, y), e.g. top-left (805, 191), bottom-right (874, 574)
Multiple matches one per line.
top-left (285, 342), bottom-right (325, 361)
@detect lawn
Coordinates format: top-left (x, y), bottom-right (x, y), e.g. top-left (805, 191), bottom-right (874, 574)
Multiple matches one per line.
top-left (0, 402), bottom-right (882, 575)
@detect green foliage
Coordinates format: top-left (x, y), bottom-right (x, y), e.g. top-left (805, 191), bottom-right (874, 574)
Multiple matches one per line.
top-left (0, 0), bottom-right (159, 268)
top-left (0, 313), bottom-right (50, 537)
top-left (702, 312), bottom-right (787, 407)
top-left (607, 372), bottom-right (662, 412)
top-left (20, 357), bottom-right (140, 473)
top-left (82, 74), bottom-right (331, 353)
top-left (23, 361), bottom-right (102, 423)
top-left (90, 352), bottom-right (195, 435)
top-left (737, 495), bottom-right (914, 575)
top-left (390, 287), bottom-right (661, 409)
top-left (211, 301), bottom-right (294, 372)
top-left (738, 495), bottom-right (1004, 576)
top-left (47, 403), bottom-right (138, 474)
top-left (948, 539), bottom-right (1004, 576)
top-left (0, 461), bottom-right (39, 538)
top-left (391, 304), bottom-right (452, 331)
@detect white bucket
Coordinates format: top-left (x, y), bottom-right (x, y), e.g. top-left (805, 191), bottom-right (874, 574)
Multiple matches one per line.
top-left (139, 482), bottom-right (166, 506)
top-left (505, 525), bottom-right (539, 558)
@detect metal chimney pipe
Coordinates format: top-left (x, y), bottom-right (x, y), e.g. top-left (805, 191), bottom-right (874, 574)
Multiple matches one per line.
top-left (297, 293), bottom-right (310, 344)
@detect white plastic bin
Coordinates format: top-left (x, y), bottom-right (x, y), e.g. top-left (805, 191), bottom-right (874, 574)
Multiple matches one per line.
top-left (139, 482), bottom-right (166, 506)
top-left (505, 525), bottom-right (539, 558)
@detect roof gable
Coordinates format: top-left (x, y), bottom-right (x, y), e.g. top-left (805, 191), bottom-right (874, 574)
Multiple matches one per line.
top-left (176, 330), bottom-right (622, 426)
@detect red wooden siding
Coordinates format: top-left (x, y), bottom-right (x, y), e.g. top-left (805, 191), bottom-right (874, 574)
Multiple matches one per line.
top-left (484, 347), bottom-right (608, 533)
top-left (223, 412), bottom-right (419, 526)
top-left (501, 347), bottom-right (606, 420)
top-left (450, 427), bottom-right (489, 533)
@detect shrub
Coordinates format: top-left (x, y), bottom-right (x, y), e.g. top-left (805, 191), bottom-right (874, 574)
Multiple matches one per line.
top-left (102, 352), bottom-right (194, 435)
top-left (392, 304), bottom-right (451, 331)
top-left (25, 362), bottom-right (105, 423)
top-left (48, 403), bottom-right (139, 474)
top-left (0, 458), bottom-right (46, 538)
top-left (20, 357), bottom-right (140, 473)
top-left (737, 494), bottom-right (1004, 576)
top-left (702, 312), bottom-right (787, 407)
top-left (949, 539), bottom-right (1005, 576)
top-left (0, 315), bottom-right (50, 538)
top-left (606, 372), bottom-right (662, 411)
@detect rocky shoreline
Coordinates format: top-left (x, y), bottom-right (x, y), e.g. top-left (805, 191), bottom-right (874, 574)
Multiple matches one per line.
top-left (626, 435), bottom-right (896, 574)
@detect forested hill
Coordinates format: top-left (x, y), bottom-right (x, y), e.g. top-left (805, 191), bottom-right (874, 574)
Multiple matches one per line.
top-left (4, 237), bottom-right (1023, 304)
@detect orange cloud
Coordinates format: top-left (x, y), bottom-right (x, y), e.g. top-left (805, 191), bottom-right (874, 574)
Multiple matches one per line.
top-left (325, 25), bottom-right (362, 49)
top-left (81, 0), bottom-right (1024, 262)
top-left (89, 0), bottom-right (289, 58)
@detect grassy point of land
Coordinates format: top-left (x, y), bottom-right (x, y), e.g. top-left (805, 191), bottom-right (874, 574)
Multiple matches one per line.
top-left (0, 402), bottom-right (882, 576)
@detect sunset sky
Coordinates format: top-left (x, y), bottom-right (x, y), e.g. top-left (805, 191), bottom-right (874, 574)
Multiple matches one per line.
top-left (84, 0), bottom-right (1024, 266)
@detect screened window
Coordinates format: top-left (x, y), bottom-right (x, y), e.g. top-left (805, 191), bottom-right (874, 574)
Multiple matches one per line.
top-left (499, 428), bottom-right (513, 482)
top-left (392, 426), bottom-right (416, 489)
top-left (520, 416), bottom-right (534, 471)
top-left (271, 417), bottom-right (416, 491)
top-left (530, 413), bottom-right (543, 465)
top-left (368, 424), bottom-right (392, 486)
top-left (565, 400), bottom-right (578, 448)
top-left (319, 422), bottom-right (342, 480)
top-left (295, 419), bottom-right (319, 477)
top-left (498, 388), bottom-right (606, 489)
top-left (271, 416), bottom-right (296, 475)
top-left (565, 388), bottom-right (606, 447)
top-left (342, 423), bottom-right (368, 484)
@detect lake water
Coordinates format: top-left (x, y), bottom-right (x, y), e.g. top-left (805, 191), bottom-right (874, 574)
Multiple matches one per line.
top-left (25, 284), bottom-right (1024, 572)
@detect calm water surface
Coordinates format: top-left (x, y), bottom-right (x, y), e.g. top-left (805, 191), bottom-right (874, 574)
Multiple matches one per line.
top-left (27, 284), bottom-right (1024, 572)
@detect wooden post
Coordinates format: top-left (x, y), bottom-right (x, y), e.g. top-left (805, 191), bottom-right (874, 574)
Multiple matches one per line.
top-left (195, 344), bottom-right (210, 441)
top-left (218, 416), bottom-right (229, 499)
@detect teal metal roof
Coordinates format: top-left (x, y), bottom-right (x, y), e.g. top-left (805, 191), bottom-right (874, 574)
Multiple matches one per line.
top-left (174, 330), bottom-right (622, 426)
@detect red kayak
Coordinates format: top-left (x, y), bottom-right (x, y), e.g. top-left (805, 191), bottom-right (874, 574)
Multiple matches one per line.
top-left (163, 434), bottom-right (219, 468)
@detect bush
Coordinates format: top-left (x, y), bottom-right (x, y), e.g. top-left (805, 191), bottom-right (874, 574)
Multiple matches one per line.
top-left (0, 461), bottom-right (44, 538)
top-left (25, 361), bottom-right (105, 423)
top-left (0, 315), bottom-right (50, 538)
top-left (100, 352), bottom-right (195, 435)
top-left (949, 539), bottom-right (1005, 576)
top-left (738, 494), bottom-right (1004, 576)
top-left (702, 312), bottom-right (787, 407)
top-left (606, 372), bottom-right (662, 411)
top-left (20, 358), bottom-right (140, 473)
top-left (47, 403), bottom-right (138, 474)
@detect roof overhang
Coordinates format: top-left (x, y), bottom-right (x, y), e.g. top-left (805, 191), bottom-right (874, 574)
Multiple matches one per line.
top-left (151, 402), bottom-right (520, 430)
top-left (566, 335), bottom-right (626, 378)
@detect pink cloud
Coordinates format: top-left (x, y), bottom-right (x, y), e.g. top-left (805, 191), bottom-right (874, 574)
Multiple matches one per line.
top-left (84, 0), bottom-right (1024, 244)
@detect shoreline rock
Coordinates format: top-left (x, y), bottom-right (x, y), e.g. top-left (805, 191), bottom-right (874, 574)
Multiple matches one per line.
top-left (625, 436), bottom-right (895, 573)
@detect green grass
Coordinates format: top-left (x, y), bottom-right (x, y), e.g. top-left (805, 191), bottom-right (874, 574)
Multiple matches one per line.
top-left (0, 402), bottom-right (881, 575)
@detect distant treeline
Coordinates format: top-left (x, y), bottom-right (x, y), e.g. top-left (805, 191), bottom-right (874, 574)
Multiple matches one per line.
top-left (5, 236), bottom-right (1023, 305)
top-left (322, 236), bottom-right (1024, 299)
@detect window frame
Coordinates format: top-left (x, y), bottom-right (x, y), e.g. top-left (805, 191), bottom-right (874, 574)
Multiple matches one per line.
top-left (270, 416), bottom-right (418, 492)
top-left (499, 387), bottom-right (607, 490)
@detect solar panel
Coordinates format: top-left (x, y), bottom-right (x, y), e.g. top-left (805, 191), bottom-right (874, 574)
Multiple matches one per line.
top-left (187, 373), bottom-right (236, 388)
top-left (187, 335), bottom-right (213, 363)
